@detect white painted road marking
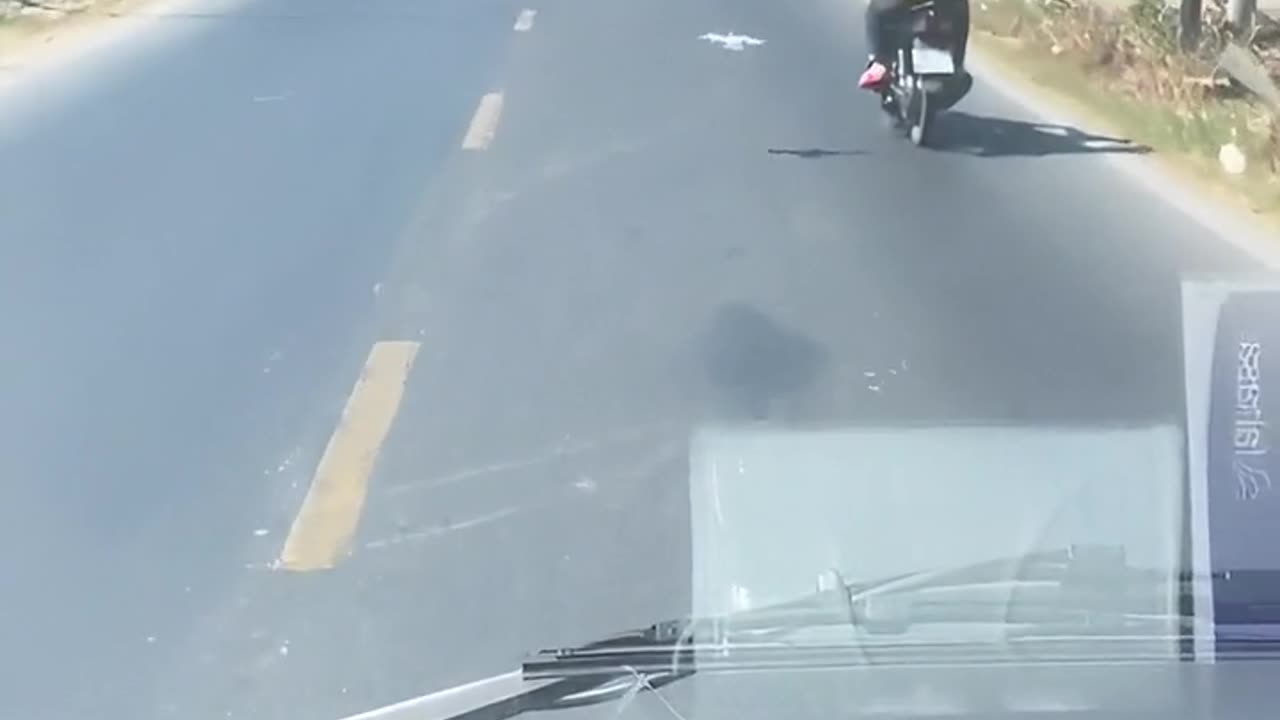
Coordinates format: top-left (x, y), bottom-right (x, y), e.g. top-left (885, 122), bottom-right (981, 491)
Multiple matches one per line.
top-left (513, 9), bottom-right (537, 32)
top-left (461, 92), bottom-right (504, 151)
top-left (699, 32), bottom-right (766, 51)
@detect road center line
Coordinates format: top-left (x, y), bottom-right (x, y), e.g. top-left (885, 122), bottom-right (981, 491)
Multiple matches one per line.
top-left (278, 341), bottom-right (420, 571)
top-left (461, 92), bottom-right (504, 151)
top-left (513, 9), bottom-right (537, 32)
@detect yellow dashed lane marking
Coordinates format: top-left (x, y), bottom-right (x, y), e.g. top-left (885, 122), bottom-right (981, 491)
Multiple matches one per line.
top-left (279, 341), bottom-right (420, 571)
top-left (461, 92), bottom-right (504, 151)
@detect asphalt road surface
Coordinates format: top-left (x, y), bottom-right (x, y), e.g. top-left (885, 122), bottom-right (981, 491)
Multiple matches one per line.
top-left (0, 0), bottom-right (1266, 717)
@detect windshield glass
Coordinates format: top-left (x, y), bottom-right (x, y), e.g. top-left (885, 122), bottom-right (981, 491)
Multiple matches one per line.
top-left (2, 0), bottom-right (1279, 718)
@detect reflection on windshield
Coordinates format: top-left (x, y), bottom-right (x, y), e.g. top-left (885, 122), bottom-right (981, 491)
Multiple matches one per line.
top-left (5, 0), bottom-right (1280, 718)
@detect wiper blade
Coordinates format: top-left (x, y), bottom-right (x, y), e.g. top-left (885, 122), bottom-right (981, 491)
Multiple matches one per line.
top-left (524, 589), bottom-right (861, 681)
top-left (519, 545), bottom-right (1204, 683)
top-left (504, 547), bottom-right (1186, 716)
top-left (342, 545), bottom-right (1243, 720)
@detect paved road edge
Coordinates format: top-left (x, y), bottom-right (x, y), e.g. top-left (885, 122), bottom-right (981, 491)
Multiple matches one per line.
top-left (966, 32), bottom-right (1280, 268)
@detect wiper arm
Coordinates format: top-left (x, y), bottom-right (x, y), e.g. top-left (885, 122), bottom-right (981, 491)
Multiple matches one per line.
top-left (339, 596), bottom-right (854, 720)
top-left (338, 621), bottom-right (697, 720)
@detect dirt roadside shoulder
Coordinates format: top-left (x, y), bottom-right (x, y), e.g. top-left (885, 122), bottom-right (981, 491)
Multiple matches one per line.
top-left (964, 0), bottom-right (1280, 245)
top-left (0, 0), bottom-right (159, 79)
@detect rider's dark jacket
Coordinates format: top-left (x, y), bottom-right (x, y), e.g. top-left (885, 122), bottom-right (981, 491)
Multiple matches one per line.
top-left (865, 0), bottom-right (970, 67)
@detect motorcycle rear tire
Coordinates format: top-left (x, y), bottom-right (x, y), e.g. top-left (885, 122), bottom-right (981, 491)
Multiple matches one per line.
top-left (908, 86), bottom-right (931, 147)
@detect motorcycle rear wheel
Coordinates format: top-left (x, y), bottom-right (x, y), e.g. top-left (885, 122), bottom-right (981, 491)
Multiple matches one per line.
top-left (907, 85), bottom-right (931, 146)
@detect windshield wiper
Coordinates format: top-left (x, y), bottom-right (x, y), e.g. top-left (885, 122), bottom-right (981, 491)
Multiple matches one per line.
top-left (340, 545), bottom-right (1266, 720)
top-left (518, 545), bottom-right (1181, 682)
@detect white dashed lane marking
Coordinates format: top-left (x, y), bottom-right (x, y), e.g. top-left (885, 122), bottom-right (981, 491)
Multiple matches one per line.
top-left (514, 9), bottom-right (537, 32)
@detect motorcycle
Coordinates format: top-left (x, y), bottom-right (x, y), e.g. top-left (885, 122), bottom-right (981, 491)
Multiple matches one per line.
top-left (878, 0), bottom-right (973, 147)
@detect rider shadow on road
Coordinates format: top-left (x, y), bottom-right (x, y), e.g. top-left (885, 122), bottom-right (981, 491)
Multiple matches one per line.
top-left (931, 112), bottom-right (1152, 158)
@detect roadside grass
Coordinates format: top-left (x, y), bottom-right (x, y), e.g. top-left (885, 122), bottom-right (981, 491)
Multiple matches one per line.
top-left (0, 1), bottom-right (92, 34)
top-left (0, 0), bottom-right (142, 68)
top-left (970, 0), bottom-right (1280, 226)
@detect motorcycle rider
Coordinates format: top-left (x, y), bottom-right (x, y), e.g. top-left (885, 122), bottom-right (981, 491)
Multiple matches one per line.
top-left (859, 0), bottom-right (971, 89)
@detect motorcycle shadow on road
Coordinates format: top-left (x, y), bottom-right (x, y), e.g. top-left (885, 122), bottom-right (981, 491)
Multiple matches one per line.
top-left (929, 112), bottom-right (1152, 158)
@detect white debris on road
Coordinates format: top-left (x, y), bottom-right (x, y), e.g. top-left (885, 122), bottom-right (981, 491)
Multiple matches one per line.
top-left (262, 349), bottom-right (283, 375)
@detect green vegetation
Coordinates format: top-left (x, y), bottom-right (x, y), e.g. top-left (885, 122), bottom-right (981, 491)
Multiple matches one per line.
top-left (971, 0), bottom-right (1280, 219)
